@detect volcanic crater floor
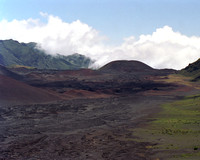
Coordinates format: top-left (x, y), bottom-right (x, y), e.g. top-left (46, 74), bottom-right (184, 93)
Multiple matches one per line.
top-left (0, 93), bottom-right (180, 160)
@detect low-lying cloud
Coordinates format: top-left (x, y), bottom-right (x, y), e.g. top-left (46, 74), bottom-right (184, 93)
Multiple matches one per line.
top-left (1, 13), bottom-right (200, 70)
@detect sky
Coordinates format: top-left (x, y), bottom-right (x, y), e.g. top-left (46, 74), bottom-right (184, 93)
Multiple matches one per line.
top-left (0, 0), bottom-right (200, 69)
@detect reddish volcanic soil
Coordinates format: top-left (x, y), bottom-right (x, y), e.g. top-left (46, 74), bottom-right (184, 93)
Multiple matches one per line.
top-left (0, 75), bottom-right (60, 105)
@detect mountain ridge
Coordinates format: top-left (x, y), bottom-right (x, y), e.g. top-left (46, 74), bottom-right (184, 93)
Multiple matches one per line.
top-left (0, 39), bottom-right (92, 70)
top-left (181, 58), bottom-right (200, 81)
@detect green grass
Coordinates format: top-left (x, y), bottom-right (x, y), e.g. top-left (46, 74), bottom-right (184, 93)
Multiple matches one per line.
top-left (156, 74), bottom-right (200, 89)
top-left (132, 94), bottom-right (200, 159)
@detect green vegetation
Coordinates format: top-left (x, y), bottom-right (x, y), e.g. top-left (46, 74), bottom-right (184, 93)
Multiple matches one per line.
top-left (9, 65), bottom-right (36, 69)
top-left (0, 39), bottom-right (92, 70)
top-left (132, 95), bottom-right (200, 159)
top-left (156, 74), bottom-right (200, 89)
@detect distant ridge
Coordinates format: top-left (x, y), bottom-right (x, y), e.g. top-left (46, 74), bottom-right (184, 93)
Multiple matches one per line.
top-left (0, 39), bottom-right (92, 70)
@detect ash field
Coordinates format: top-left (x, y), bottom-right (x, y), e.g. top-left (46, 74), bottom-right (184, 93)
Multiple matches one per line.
top-left (0, 60), bottom-right (199, 160)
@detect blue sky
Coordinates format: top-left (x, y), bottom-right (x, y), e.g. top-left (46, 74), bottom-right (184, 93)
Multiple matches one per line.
top-left (1, 0), bottom-right (200, 69)
top-left (1, 0), bottom-right (200, 43)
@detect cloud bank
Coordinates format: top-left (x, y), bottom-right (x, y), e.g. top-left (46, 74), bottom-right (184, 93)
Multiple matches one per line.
top-left (1, 13), bottom-right (200, 70)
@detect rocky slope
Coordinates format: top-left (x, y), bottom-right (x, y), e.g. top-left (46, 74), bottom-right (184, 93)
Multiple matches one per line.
top-left (1, 59), bottom-right (196, 160)
top-left (181, 58), bottom-right (200, 81)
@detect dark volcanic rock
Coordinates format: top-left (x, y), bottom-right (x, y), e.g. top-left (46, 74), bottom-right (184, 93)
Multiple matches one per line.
top-left (0, 95), bottom-right (174, 160)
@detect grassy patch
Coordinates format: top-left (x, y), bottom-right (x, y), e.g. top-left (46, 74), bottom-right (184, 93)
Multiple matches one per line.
top-left (156, 74), bottom-right (200, 89)
top-left (9, 64), bottom-right (36, 69)
top-left (132, 94), bottom-right (200, 159)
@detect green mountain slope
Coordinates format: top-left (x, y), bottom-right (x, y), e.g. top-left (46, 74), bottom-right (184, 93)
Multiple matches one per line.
top-left (181, 58), bottom-right (200, 81)
top-left (0, 39), bottom-right (92, 70)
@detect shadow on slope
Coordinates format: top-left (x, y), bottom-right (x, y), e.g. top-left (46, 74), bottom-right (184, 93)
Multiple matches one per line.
top-left (0, 75), bottom-right (60, 106)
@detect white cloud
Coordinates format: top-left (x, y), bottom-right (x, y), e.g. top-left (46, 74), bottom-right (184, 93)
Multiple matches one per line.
top-left (0, 13), bottom-right (200, 70)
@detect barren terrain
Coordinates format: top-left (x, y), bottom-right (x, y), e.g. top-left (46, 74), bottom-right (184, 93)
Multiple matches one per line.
top-left (0, 61), bottom-right (198, 159)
